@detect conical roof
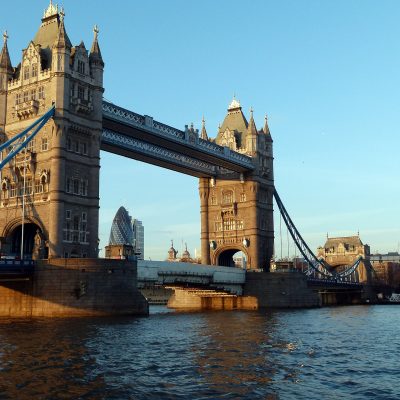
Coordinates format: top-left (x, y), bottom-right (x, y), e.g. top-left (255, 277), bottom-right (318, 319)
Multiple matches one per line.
top-left (89, 25), bottom-right (104, 66)
top-left (33, 4), bottom-right (71, 67)
top-left (0, 32), bottom-right (13, 73)
top-left (217, 97), bottom-right (249, 148)
top-left (53, 14), bottom-right (71, 50)
top-left (247, 108), bottom-right (258, 135)
top-left (262, 114), bottom-right (273, 142)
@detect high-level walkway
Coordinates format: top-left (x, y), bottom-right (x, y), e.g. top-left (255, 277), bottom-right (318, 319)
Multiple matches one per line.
top-left (102, 101), bottom-right (254, 177)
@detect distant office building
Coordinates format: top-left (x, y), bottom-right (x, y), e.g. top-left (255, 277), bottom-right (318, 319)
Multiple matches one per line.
top-left (109, 207), bottom-right (134, 246)
top-left (133, 219), bottom-right (144, 260)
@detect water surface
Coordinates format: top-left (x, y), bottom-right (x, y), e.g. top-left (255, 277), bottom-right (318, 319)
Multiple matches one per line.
top-left (0, 305), bottom-right (399, 399)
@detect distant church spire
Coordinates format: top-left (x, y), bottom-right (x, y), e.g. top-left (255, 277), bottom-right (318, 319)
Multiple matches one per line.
top-left (200, 116), bottom-right (208, 140)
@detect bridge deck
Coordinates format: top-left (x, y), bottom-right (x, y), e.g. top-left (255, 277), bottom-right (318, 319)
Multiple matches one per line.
top-left (102, 101), bottom-right (254, 177)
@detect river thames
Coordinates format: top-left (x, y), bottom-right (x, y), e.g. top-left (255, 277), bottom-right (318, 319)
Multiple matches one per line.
top-left (0, 305), bottom-right (398, 399)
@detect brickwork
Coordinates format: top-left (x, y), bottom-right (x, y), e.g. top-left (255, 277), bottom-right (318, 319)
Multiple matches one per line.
top-left (244, 272), bottom-right (321, 308)
top-left (0, 258), bottom-right (148, 317)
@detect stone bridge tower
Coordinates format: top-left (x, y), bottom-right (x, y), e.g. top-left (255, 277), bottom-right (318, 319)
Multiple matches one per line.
top-left (0, 3), bottom-right (103, 258)
top-left (199, 98), bottom-right (274, 270)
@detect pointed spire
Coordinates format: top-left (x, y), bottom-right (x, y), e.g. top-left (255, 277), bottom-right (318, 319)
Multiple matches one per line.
top-left (90, 24), bottom-right (104, 66)
top-left (52, 10), bottom-right (71, 49)
top-left (263, 114), bottom-right (270, 135)
top-left (200, 115), bottom-right (208, 140)
top-left (0, 31), bottom-right (13, 73)
top-left (247, 107), bottom-right (257, 135)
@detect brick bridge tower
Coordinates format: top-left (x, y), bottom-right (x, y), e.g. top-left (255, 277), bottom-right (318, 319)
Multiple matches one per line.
top-left (0, 3), bottom-right (103, 259)
top-left (199, 98), bottom-right (274, 270)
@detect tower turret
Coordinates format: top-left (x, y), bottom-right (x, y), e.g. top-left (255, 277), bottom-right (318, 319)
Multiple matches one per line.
top-left (0, 31), bottom-right (13, 132)
top-left (89, 25), bottom-right (104, 86)
top-left (246, 107), bottom-right (258, 154)
top-left (263, 114), bottom-right (270, 136)
top-left (200, 116), bottom-right (208, 140)
top-left (0, 31), bottom-right (13, 77)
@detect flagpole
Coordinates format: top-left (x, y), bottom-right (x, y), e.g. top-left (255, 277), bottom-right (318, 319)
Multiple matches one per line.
top-left (20, 146), bottom-right (27, 260)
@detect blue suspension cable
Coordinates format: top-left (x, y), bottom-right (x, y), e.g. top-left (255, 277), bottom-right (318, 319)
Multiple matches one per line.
top-left (0, 106), bottom-right (55, 171)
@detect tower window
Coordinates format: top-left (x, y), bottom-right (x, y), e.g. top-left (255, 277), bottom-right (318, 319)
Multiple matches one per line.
top-left (78, 86), bottom-right (85, 101)
top-left (73, 216), bottom-right (79, 231)
top-left (10, 184), bottom-right (16, 198)
top-left (66, 177), bottom-right (72, 193)
top-left (25, 179), bottom-right (33, 195)
top-left (32, 63), bottom-right (38, 78)
top-left (31, 89), bottom-right (36, 101)
top-left (77, 60), bottom-right (85, 74)
top-left (27, 139), bottom-right (35, 152)
top-left (80, 142), bottom-right (88, 155)
top-left (66, 209), bottom-right (71, 220)
top-left (223, 218), bottom-right (235, 231)
top-left (82, 212), bottom-right (87, 222)
top-left (240, 193), bottom-right (246, 202)
top-left (23, 91), bottom-right (29, 103)
top-left (38, 87), bottom-right (45, 99)
top-left (23, 66), bottom-right (30, 80)
top-left (15, 93), bottom-right (21, 105)
top-left (73, 179), bottom-right (80, 195)
top-left (80, 180), bottom-right (88, 196)
top-left (41, 137), bottom-right (48, 151)
top-left (35, 179), bottom-right (43, 193)
top-left (222, 190), bottom-right (234, 205)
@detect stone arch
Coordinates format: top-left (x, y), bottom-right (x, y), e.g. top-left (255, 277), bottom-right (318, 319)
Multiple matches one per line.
top-left (2, 216), bottom-right (45, 240)
top-left (2, 217), bottom-right (47, 259)
top-left (213, 245), bottom-right (248, 268)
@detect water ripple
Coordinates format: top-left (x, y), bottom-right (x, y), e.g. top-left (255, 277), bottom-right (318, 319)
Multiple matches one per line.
top-left (0, 305), bottom-right (399, 399)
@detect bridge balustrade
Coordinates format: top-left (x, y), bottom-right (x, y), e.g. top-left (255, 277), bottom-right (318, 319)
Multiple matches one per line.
top-left (102, 101), bottom-right (254, 171)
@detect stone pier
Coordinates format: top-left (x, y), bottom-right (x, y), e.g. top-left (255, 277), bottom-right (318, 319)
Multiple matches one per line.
top-left (167, 287), bottom-right (258, 311)
top-left (0, 258), bottom-right (148, 317)
top-left (244, 271), bottom-right (321, 308)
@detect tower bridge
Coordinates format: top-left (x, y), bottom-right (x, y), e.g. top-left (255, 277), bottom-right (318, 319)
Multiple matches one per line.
top-left (0, 2), bottom-right (375, 315)
top-left (0, 3), bottom-right (274, 271)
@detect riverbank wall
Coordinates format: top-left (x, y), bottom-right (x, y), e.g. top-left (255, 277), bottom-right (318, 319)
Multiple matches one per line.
top-left (0, 258), bottom-right (148, 317)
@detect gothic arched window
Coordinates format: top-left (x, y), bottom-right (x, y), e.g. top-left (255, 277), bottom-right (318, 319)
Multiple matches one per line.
top-left (222, 190), bottom-right (233, 205)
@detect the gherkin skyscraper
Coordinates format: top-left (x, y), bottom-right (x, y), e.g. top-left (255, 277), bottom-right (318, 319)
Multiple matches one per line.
top-left (109, 207), bottom-right (134, 246)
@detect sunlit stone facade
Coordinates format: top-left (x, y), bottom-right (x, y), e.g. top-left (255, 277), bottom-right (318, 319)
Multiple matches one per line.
top-left (0, 3), bottom-right (104, 258)
top-left (199, 99), bottom-right (274, 271)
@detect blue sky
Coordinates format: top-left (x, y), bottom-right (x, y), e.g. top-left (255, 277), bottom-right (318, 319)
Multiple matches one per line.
top-left (2, 1), bottom-right (400, 259)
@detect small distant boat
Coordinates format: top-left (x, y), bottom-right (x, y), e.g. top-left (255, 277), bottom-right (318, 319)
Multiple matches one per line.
top-left (387, 293), bottom-right (400, 303)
